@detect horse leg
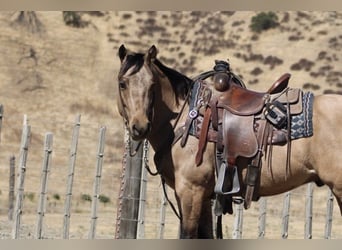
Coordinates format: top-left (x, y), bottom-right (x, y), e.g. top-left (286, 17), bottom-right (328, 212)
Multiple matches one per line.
top-left (334, 195), bottom-right (342, 215)
top-left (171, 138), bottom-right (215, 238)
top-left (175, 186), bottom-right (210, 238)
top-left (197, 198), bottom-right (214, 238)
top-left (330, 187), bottom-right (342, 215)
top-left (315, 168), bottom-right (342, 215)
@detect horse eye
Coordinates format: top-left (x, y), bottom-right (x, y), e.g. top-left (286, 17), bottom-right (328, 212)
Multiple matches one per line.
top-left (119, 80), bottom-right (127, 90)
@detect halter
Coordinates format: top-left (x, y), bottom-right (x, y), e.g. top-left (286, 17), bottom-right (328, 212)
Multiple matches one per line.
top-left (117, 61), bottom-right (156, 157)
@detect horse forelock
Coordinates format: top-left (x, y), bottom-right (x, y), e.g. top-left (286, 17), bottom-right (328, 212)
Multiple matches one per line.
top-left (119, 52), bottom-right (145, 78)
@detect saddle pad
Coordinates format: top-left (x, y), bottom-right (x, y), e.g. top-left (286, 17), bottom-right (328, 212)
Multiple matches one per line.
top-left (188, 80), bottom-right (212, 135)
top-left (272, 88), bottom-right (303, 115)
top-left (189, 80), bottom-right (201, 112)
top-left (291, 92), bottom-right (314, 140)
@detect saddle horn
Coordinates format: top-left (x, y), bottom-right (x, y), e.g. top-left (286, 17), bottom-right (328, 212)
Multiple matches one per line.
top-left (213, 60), bottom-right (232, 92)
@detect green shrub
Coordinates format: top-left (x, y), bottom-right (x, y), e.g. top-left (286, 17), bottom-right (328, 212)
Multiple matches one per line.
top-left (53, 193), bottom-right (60, 200)
top-left (25, 192), bottom-right (35, 202)
top-left (250, 12), bottom-right (279, 33)
top-left (99, 195), bottom-right (110, 204)
top-left (81, 193), bottom-right (92, 202)
top-left (63, 11), bottom-right (88, 28)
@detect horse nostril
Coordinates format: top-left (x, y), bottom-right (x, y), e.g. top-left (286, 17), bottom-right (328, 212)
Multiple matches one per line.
top-left (132, 124), bottom-right (140, 137)
top-left (131, 123), bottom-right (150, 139)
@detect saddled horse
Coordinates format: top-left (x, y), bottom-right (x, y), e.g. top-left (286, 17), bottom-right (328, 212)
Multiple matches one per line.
top-left (116, 44), bottom-right (342, 238)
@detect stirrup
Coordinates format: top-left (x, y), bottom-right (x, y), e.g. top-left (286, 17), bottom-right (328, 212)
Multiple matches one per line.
top-left (214, 163), bottom-right (240, 195)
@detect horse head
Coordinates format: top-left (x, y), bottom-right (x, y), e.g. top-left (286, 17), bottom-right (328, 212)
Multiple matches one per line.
top-left (117, 44), bottom-right (157, 140)
top-left (117, 44), bottom-right (193, 142)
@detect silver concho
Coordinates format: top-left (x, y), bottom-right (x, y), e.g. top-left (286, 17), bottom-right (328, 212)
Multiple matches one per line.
top-left (189, 109), bottom-right (198, 119)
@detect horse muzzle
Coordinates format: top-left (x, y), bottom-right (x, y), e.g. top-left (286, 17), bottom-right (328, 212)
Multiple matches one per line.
top-left (130, 120), bottom-right (151, 141)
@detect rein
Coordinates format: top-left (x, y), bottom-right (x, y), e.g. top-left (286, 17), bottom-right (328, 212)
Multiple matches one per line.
top-left (172, 84), bottom-right (193, 130)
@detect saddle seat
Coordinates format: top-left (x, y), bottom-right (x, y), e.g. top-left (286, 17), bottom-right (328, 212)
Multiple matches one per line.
top-left (217, 85), bottom-right (266, 116)
top-left (216, 73), bottom-right (291, 116)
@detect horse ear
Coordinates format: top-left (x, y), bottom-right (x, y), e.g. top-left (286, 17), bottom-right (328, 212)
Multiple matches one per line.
top-left (146, 45), bottom-right (158, 63)
top-left (118, 44), bottom-right (127, 62)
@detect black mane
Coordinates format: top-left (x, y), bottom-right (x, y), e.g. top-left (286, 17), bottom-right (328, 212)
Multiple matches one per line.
top-left (119, 51), bottom-right (193, 105)
top-left (118, 52), bottom-right (144, 77)
top-left (153, 59), bottom-right (193, 105)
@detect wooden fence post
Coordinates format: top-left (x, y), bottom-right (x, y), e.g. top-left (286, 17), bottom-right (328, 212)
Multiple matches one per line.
top-left (12, 121), bottom-right (31, 239)
top-left (281, 191), bottom-right (291, 239)
top-left (35, 133), bottom-right (53, 239)
top-left (88, 126), bottom-right (106, 239)
top-left (62, 114), bottom-right (81, 239)
top-left (325, 189), bottom-right (334, 239)
top-left (304, 182), bottom-right (313, 239)
top-left (8, 156), bottom-right (16, 221)
top-left (115, 129), bottom-right (143, 239)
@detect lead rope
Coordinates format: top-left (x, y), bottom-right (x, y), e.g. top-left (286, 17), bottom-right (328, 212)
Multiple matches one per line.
top-left (144, 139), bottom-right (181, 220)
top-left (161, 177), bottom-right (181, 220)
top-left (142, 139), bottom-right (159, 176)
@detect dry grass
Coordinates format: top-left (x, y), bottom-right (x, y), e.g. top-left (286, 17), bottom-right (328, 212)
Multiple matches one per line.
top-left (0, 11), bottom-right (341, 239)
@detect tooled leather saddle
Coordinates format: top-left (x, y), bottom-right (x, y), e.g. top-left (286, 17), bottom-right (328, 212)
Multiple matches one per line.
top-left (177, 60), bottom-right (313, 215)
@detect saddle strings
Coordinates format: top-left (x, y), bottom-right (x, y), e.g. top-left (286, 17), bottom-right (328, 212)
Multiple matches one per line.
top-left (285, 90), bottom-right (292, 180)
top-left (265, 88), bottom-right (292, 180)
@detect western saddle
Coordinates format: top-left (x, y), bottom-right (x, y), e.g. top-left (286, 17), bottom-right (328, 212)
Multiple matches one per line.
top-left (180, 60), bottom-right (303, 214)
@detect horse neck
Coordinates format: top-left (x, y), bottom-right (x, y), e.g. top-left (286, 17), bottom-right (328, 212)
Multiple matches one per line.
top-left (147, 69), bottom-right (187, 152)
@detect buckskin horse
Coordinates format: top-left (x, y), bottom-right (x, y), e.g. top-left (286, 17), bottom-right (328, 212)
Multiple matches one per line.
top-left (116, 44), bottom-right (342, 239)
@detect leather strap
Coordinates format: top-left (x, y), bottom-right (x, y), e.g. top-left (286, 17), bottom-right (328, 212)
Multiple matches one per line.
top-left (285, 91), bottom-right (292, 179)
top-left (181, 111), bottom-right (196, 147)
top-left (195, 107), bottom-right (211, 166)
top-left (244, 119), bottom-right (269, 209)
top-left (210, 98), bottom-right (219, 131)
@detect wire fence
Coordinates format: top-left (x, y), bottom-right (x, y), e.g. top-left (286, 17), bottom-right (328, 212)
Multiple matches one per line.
top-left (0, 110), bottom-right (341, 239)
